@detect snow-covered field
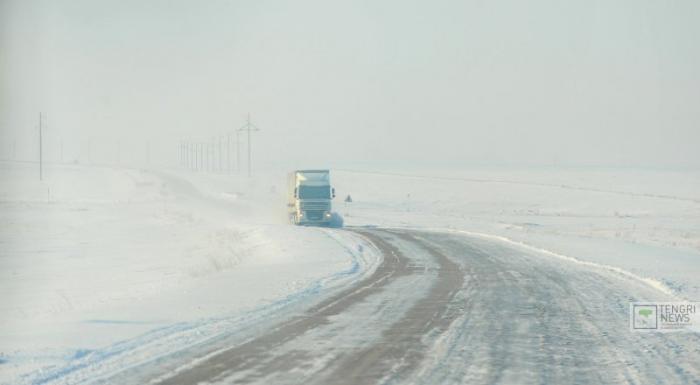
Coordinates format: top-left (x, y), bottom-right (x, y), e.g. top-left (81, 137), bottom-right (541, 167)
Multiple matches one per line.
top-left (333, 167), bottom-right (700, 299)
top-left (1, 161), bottom-right (699, 384)
top-left (0, 161), bottom-right (378, 384)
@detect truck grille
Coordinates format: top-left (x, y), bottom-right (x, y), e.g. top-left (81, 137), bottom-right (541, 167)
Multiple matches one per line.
top-left (305, 210), bottom-right (325, 220)
top-left (300, 201), bottom-right (330, 222)
top-left (300, 201), bottom-right (330, 211)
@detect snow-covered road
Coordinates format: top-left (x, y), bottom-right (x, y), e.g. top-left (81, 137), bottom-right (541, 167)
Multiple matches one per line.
top-left (135, 229), bottom-right (700, 385)
top-left (3, 163), bottom-right (698, 385)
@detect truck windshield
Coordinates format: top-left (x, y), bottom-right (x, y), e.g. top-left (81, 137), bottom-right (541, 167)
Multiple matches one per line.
top-left (299, 185), bottom-right (330, 199)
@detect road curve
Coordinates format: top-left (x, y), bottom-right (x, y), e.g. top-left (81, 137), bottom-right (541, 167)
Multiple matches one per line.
top-left (143, 228), bottom-right (700, 385)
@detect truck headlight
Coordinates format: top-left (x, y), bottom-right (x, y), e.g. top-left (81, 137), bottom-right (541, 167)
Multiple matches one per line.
top-left (324, 212), bottom-right (332, 218)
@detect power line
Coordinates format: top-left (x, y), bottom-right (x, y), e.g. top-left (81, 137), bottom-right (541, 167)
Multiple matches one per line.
top-left (179, 115), bottom-right (261, 176)
top-left (238, 113), bottom-right (260, 177)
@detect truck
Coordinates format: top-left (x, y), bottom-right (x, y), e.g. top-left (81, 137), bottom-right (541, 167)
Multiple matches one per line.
top-left (288, 169), bottom-right (336, 226)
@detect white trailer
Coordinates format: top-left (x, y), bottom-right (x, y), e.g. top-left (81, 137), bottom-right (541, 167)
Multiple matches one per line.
top-left (288, 170), bottom-right (336, 226)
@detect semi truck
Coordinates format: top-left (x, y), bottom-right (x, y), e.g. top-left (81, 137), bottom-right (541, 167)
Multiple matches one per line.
top-left (287, 169), bottom-right (336, 226)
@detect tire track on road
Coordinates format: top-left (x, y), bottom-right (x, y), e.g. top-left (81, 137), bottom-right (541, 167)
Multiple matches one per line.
top-left (145, 228), bottom-right (700, 385)
top-left (151, 229), bottom-right (414, 385)
top-left (310, 231), bottom-right (465, 385)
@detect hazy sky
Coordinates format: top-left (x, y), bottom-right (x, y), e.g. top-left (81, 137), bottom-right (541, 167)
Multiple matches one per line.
top-left (1, 0), bottom-right (698, 169)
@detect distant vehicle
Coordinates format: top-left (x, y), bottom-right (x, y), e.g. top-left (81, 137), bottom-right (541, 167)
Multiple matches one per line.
top-left (288, 169), bottom-right (336, 226)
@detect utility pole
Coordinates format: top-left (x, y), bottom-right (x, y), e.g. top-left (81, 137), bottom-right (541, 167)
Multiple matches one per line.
top-left (39, 113), bottom-right (43, 181)
top-left (188, 142), bottom-right (193, 170)
top-left (182, 141), bottom-right (190, 170)
top-left (200, 142), bottom-right (204, 172)
top-left (236, 130), bottom-right (241, 174)
top-left (237, 113), bottom-right (260, 177)
top-left (208, 141), bottom-right (213, 172)
top-left (218, 136), bottom-right (223, 173)
top-left (227, 133), bottom-right (231, 174)
top-left (210, 140), bottom-right (214, 172)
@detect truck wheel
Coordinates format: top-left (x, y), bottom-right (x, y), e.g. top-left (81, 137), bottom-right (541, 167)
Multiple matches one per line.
top-left (329, 212), bottom-right (344, 228)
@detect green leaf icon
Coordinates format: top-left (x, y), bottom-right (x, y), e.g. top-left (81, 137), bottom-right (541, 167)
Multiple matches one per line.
top-left (639, 309), bottom-right (653, 317)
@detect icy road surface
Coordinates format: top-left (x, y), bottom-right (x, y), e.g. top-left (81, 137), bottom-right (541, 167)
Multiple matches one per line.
top-left (134, 228), bottom-right (699, 385)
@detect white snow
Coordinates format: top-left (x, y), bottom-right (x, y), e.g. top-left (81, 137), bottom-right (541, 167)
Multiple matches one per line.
top-left (334, 166), bottom-right (700, 299)
top-left (2, 161), bottom-right (699, 384)
top-left (0, 161), bottom-right (378, 384)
